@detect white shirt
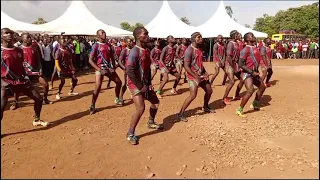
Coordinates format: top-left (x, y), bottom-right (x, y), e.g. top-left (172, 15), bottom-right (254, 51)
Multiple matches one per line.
top-left (42, 44), bottom-right (52, 61)
top-left (53, 41), bottom-right (58, 49)
top-left (302, 44), bottom-right (308, 51)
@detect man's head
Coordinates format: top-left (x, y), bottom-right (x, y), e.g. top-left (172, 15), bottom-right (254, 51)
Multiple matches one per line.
top-left (217, 35), bottom-right (223, 43)
top-left (229, 30), bottom-right (238, 39)
top-left (124, 37), bottom-right (134, 49)
top-left (243, 32), bottom-right (256, 44)
top-left (263, 38), bottom-right (271, 46)
top-left (181, 38), bottom-right (187, 45)
top-left (43, 38), bottom-right (49, 46)
top-left (96, 29), bottom-right (107, 42)
top-left (133, 27), bottom-right (149, 44)
top-left (191, 32), bottom-right (203, 45)
top-left (154, 40), bottom-right (159, 47)
top-left (176, 39), bottom-right (181, 45)
top-left (1, 28), bottom-right (14, 44)
top-left (167, 35), bottom-right (176, 44)
top-left (21, 32), bottom-right (32, 46)
top-left (59, 38), bottom-right (68, 48)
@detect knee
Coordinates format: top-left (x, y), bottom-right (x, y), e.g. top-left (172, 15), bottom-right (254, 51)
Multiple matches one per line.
top-left (176, 74), bottom-right (181, 79)
top-left (116, 79), bottom-right (122, 86)
top-left (247, 87), bottom-right (254, 95)
top-left (35, 95), bottom-right (43, 103)
top-left (229, 79), bottom-right (235, 86)
top-left (137, 105), bottom-right (145, 115)
top-left (206, 87), bottom-right (213, 95)
top-left (150, 103), bottom-right (159, 109)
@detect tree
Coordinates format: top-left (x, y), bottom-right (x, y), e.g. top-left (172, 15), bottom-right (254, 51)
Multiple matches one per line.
top-left (225, 6), bottom-right (233, 18)
top-left (244, 24), bottom-right (251, 28)
top-left (120, 22), bottom-right (144, 32)
top-left (32, 17), bottom-right (47, 25)
top-left (120, 22), bottom-right (131, 31)
top-left (253, 3), bottom-right (319, 38)
top-left (180, 17), bottom-right (190, 25)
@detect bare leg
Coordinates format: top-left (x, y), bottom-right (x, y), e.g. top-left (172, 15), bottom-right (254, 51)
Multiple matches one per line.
top-left (210, 66), bottom-right (220, 84)
top-left (1, 86), bottom-right (9, 121)
top-left (222, 72), bottom-right (228, 85)
top-left (222, 72), bottom-right (235, 104)
top-left (179, 81), bottom-right (198, 117)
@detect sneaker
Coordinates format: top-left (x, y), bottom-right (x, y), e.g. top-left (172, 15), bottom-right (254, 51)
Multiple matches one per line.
top-left (156, 90), bottom-right (163, 99)
top-left (236, 107), bottom-right (247, 118)
top-left (68, 92), bottom-right (79, 96)
top-left (203, 107), bottom-right (216, 113)
top-left (114, 98), bottom-right (124, 105)
top-left (43, 99), bottom-right (53, 105)
top-left (10, 102), bottom-right (19, 110)
top-left (223, 98), bottom-right (231, 105)
top-left (170, 89), bottom-right (178, 95)
top-left (177, 114), bottom-right (188, 122)
top-left (147, 121), bottom-right (163, 130)
top-left (89, 104), bottom-right (95, 115)
top-left (232, 96), bottom-right (241, 101)
top-left (126, 133), bottom-right (139, 145)
top-left (33, 119), bottom-right (50, 127)
top-left (56, 93), bottom-right (61, 100)
top-left (250, 100), bottom-right (260, 111)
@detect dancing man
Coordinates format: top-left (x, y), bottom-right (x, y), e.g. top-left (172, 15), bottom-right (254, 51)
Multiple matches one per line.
top-left (88, 29), bottom-right (122, 114)
top-left (210, 35), bottom-right (226, 85)
top-left (175, 38), bottom-right (188, 83)
top-left (150, 40), bottom-right (162, 80)
top-left (236, 32), bottom-right (266, 117)
top-left (177, 32), bottom-right (215, 122)
top-left (1, 28), bottom-right (48, 126)
top-left (260, 38), bottom-right (273, 87)
top-left (126, 27), bottom-right (162, 145)
top-left (156, 35), bottom-right (181, 98)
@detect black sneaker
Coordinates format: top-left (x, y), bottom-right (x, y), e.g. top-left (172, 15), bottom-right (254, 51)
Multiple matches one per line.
top-left (126, 133), bottom-right (139, 145)
top-left (177, 114), bottom-right (188, 122)
top-left (89, 104), bottom-right (95, 115)
top-left (203, 107), bottom-right (216, 113)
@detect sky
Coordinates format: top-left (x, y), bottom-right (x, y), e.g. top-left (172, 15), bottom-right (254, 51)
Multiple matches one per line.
top-left (1, 1), bottom-right (317, 28)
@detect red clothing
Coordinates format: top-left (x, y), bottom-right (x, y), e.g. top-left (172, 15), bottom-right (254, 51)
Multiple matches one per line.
top-left (55, 48), bottom-right (73, 73)
top-left (213, 43), bottom-right (225, 63)
top-left (150, 47), bottom-right (161, 65)
top-left (126, 46), bottom-right (151, 91)
top-left (1, 47), bottom-right (28, 85)
top-left (288, 44), bottom-right (293, 52)
top-left (159, 45), bottom-right (175, 68)
top-left (184, 45), bottom-right (204, 81)
top-left (118, 48), bottom-right (130, 66)
top-left (239, 45), bottom-right (262, 71)
top-left (238, 41), bottom-right (245, 53)
top-left (177, 44), bottom-right (187, 59)
top-left (22, 46), bottom-right (40, 70)
top-left (226, 41), bottom-right (240, 72)
top-left (114, 46), bottom-right (122, 59)
top-left (90, 42), bottom-right (114, 69)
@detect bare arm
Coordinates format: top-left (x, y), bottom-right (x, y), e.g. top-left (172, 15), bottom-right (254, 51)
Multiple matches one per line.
top-left (118, 49), bottom-right (126, 70)
top-left (226, 42), bottom-right (233, 65)
top-left (159, 47), bottom-right (168, 71)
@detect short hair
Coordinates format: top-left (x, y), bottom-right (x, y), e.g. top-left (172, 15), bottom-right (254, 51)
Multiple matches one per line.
top-left (166, 35), bottom-right (173, 42)
top-left (20, 32), bottom-right (29, 37)
top-left (263, 38), bottom-right (269, 44)
top-left (133, 27), bottom-right (146, 41)
top-left (191, 32), bottom-right (201, 42)
top-left (96, 29), bottom-right (104, 35)
top-left (244, 32), bottom-right (254, 42)
top-left (230, 30), bottom-right (238, 39)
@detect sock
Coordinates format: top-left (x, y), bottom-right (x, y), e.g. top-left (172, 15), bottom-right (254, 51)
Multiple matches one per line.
top-left (149, 107), bottom-right (158, 123)
top-left (237, 106), bottom-right (244, 112)
top-left (156, 90), bottom-right (161, 94)
top-left (128, 128), bottom-right (135, 135)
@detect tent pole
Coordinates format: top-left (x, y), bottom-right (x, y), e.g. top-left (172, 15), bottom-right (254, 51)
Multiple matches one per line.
top-left (208, 38), bottom-right (212, 62)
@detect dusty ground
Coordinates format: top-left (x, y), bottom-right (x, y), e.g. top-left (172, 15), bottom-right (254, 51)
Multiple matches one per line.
top-left (1, 59), bottom-right (319, 179)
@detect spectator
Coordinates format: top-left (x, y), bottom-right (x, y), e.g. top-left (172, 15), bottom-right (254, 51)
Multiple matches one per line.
top-left (73, 37), bottom-right (81, 70)
top-left (270, 40), bottom-right (276, 59)
top-left (302, 41), bottom-right (308, 59)
top-left (315, 40), bottom-right (319, 59)
top-left (297, 40), bottom-right (303, 58)
top-left (42, 38), bottom-right (53, 78)
top-left (290, 46), bottom-right (298, 59)
top-left (308, 40), bottom-right (316, 59)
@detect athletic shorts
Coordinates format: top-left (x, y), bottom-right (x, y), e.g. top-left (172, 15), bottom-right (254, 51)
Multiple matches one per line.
top-left (57, 71), bottom-right (73, 78)
top-left (28, 75), bottom-right (40, 83)
top-left (188, 79), bottom-right (210, 88)
top-left (214, 60), bottom-right (224, 69)
top-left (175, 59), bottom-right (183, 66)
top-left (127, 87), bottom-right (159, 104)
top-left (150, 63), bottom-right (159, 70)
top-left (241, 72), bottom-right (262, 87)
top-left (95, 68), bottom-right (115, 76)
top-left (259, 64), bottom-right (267, 72)
top-left (160, 66), bottom-right (177, 75)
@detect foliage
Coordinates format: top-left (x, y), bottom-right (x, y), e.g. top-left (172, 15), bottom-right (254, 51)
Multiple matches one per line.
top-left (180, 17), bottom-right (190, 25)
top-left (245, 24), bottom-right (251, 28)
top-left (120, 22), bottom-right (144, 32)
top-left (225, 6), bottom-right (233, 18)
top-left (32, 17), bottom-right (47, 25)
top-left (253, 3), bottom-right (319, 38)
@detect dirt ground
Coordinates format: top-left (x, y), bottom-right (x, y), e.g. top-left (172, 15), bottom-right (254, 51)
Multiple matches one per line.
top-left (1, 59), bottom-right (319, 179)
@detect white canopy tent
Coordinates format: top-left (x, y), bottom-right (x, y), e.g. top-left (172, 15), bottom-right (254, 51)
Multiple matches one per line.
top-left (145, 0), bottom-right (197, 38)
top-left (38, 1), bottom-right (132, 36)
top-left (196, 1), bottom-right (268, 38)
top-left (1, 11), bottom-right (45, 33)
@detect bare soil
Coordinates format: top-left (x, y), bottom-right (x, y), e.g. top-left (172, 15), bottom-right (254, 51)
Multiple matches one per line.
top-left (1, 59), bottom-right (319, 179)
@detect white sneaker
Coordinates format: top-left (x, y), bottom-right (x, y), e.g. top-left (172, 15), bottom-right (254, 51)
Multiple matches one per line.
top-left (33, 120), bottom-right (49, 127)
top-left (68, 92), bottom-right (79, 96)
top-left (56, 94), bottom-right (61, 100)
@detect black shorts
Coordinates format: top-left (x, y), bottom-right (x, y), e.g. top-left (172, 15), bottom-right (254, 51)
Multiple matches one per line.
top-left (234, 71), bottom-right (241, 80)
top-left (143, 90), bottom-right (159, 104)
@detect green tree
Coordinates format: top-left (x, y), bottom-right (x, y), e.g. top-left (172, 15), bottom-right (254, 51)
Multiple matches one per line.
top-left (180, 17), bottom-right (190, 25)
top-left (120, 22), bottom-right (131, 31)
top-left (120, 22), bottom-right (144, 32)
top-left (244, 24), bottom-right (251, 28)
top-left (253, 3), bottom-right (319, 38)
top-left (32, 17), bottom-right (47, 24)
top-left (225, 6), bottom-right (233, 18)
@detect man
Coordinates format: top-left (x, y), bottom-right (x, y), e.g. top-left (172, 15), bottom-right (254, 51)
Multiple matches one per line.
top-left (73, 37), bottom-right (81, 70)
top-left (315, 40), bottom-right (319, 59)
top-left (118, 37), bottom-right (134, 104)
top-left (88, 29), bottom-right (123, 115)
top-left (260, 38), bottom-right (273, 87)
top-left (10, 33), bottom-right (52, 110)
top-left (150, 40), bottom-right (162, 80)
top-left (1, 28), bottom-right (48, 126)
top-left (175, 38), bottom-right (188, 83)
top-left (126, 27), bottom-right (162, 145)
top-left (222, 30), bottom-right (241, 105)
top-left (54, 38), bottom-right (79, 100)
top-left (236, 32), bottom-right (266, 117)
top-left (210, 35), bottom-right (226, 85)
top-left (308, 40), bottom-right (316, 59)
top-left (42, 38), bottom-right (53, 79)
top-left (156, 35), bottom-right (181, 98)
top-left (177, 32), bottom-right (215, 122)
